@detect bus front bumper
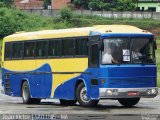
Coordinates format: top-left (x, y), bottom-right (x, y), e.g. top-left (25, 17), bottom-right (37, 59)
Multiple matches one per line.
top-left (99, 87), bottom-right (158, 98)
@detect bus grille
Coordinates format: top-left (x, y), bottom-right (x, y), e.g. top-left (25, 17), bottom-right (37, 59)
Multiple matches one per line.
top-left (5, 77), bottom-right (12, 94)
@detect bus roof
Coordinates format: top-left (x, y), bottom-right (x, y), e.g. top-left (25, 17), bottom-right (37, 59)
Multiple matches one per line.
top-left (3, 25), bottom-right (152, 42)
top-left (93, 25), bottom-right (152, 34)
top-left (4, 27), bottom-right (92, 42)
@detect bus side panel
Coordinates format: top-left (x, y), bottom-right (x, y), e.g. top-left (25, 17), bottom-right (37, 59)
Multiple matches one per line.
top-left (54, 68), bottom-right (100, 100)
top-left (81, 68), bottom-right (100, 99)
top-left (54, 76), bottom-right (79, 100)
top-left (29, 63), bottom-right (52, 98)
top-left (2, 63), bottom-right (52, 98)
top-left (2, 68), bottom-right (22, 96)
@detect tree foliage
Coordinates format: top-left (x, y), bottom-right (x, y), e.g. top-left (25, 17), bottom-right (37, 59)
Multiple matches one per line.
top-left (72, 0), bottom-right (89, 9)
top-left (0, 7), bottom-right (50, 39)
top-left (88, 0), bottom-right (110, 11)
top-left (113, 0), bottom-right (136, 11)
top-left (0, 0), bottom-right (13, 7)
top-left (60, 7), bottom-right (73, 21)
top-left (0, 6), bottom-right (73, 39)
top-left (73, 0), bottom-right (136, 11)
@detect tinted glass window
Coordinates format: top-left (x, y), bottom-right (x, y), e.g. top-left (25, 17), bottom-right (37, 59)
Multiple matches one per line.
top-left (91, 44), bottom-right (99, 67)
top-left (102, 38), bottom-right (130, 64)
top-left (75, 38), bottom-right (88, 56)
top-left (48, 40), bottom-right (61, 57)
top-left (13, 42), bottom-right (23, 59)
top-left (5, 42), bottom-right (13, 60)
top-left (131, 38), bottom-right (155, 64)
top-left (62, 39), bottom-right (74, 56)
top-left (24, 42), bottom-right (35, 58)
top-left (36, 41), bottom-right (48, 58)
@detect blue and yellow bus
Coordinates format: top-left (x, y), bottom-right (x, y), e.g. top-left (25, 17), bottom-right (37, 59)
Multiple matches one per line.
top-left (1, 25), bottom-right (158, 107)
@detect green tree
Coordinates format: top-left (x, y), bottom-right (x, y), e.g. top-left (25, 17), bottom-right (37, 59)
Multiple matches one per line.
top-left (98, 0), bottom-right (110, 11)
top-left (72, 0), bottom-right (89, 10)
top-left (88, 0), bottom-right (98, 10)
top-left (0, 0), bottom-right (13, 7)
top-left (60, 7), bottom-right (73, 21)
top-left (74, 0), bottom-right (136, 11)
top-left (114, 0), bottom-right (136, 11)
top-left (88, 0), bottom-right (110, 11)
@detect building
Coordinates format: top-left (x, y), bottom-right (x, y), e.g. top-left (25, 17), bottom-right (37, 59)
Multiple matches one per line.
top-left (15, 0), bottom-right (71, 10)
top-left (51, 0), bottom-right (71, 10)
top-left (15, 0), bottom-right (44, 9)
top-left (137, 0), bottom-right (160, 12)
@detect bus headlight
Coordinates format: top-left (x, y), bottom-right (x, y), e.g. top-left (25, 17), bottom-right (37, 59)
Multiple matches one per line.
top-left (106, 89), bottom-right (118, 96)
top-left (147, 89), bottom-right (157, 95)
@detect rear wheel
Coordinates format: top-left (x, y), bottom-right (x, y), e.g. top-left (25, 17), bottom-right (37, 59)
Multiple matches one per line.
top-left (22, 81), bottom-right (41, 104)
top-left (60, 99), bottom-right (77, 106)
top-left (118, 98), bottom-right (140, 107)
top-left (76, 83), bottom-right (99, 107)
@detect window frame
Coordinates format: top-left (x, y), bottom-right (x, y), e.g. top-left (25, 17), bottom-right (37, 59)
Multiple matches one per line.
top-left (12, 42), bottom-right (24, 60)
top-left (61, 38), bottom-right (75, 58)
top-left (130, 37), bottom-right (156, 64)
top-left (75, 37), bottom-right (89, 57)
top-left (101, 37), bottom-right (130, 65)
top-left (4, 42), bottom-right (13, 60)
top-left (23, 41), bottom-right (36, 59)
top-left (36, 40), bottom-right (48, 59)
top-left (48, 39), bottom-right (61, 58)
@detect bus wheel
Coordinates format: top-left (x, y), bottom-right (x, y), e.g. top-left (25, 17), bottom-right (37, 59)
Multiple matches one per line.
top-left (60, 99), bottom-right (77, 106)
top-left (76, 83), bottom-right (99, 107)
top-left (118, 98), bottom-right (140, 107)
top-left (22, 81), bottom-right (41, 104)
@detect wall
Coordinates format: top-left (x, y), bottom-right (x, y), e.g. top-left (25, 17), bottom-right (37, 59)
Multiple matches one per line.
top-left (22, 9), bottom-right (160, 20)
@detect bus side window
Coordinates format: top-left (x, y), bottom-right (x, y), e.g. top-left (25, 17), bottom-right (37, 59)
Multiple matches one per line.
top-left (75, 38), bottom-right (88, 56)
top-left (48, 40), bottom-right (61, 57)
top-left (5, 42), bottom-right (13, 60)
top-left (13, 42), bottom-right (23, 59)
top-left (62, 39), bottom-right (74, 57)
top-left (24, 42), bottom-right (36, 58)
top-left (36, 41), bottom-right (48, 58)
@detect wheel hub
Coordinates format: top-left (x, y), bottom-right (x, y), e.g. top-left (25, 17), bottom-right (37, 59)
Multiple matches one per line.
top-left (80, 87), bottom-right (90, 102)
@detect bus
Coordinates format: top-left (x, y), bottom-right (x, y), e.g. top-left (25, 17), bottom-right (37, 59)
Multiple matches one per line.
top-left (1, 25), bottom-right (158, 107)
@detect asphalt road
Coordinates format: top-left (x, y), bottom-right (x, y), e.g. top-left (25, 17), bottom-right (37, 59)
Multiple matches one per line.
top-left (0, 82), bottom-right (160, 120)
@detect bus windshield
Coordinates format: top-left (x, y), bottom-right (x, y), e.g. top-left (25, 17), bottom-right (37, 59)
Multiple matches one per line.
top-left (102, 38), bottom-right (155, 64)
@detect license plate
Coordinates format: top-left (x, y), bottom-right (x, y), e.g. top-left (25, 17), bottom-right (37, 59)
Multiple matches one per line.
top-left (128, 91), bottom-right (139, 96)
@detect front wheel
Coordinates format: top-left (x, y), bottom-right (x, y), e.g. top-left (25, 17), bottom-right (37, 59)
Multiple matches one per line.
top-left (76, 83), bottom-right (99, 107)
top-left (118, 98), bottom-right (140, 107)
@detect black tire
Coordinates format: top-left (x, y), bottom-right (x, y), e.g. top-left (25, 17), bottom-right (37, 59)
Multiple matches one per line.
top-left (118, 98), bottom-right (140, 107)
top-left (76, 83), bottom-right (99, 107)
top-left (60, 99), bottom-right (77, 106)
top-left (22, 81), bottom-right (41, 104)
